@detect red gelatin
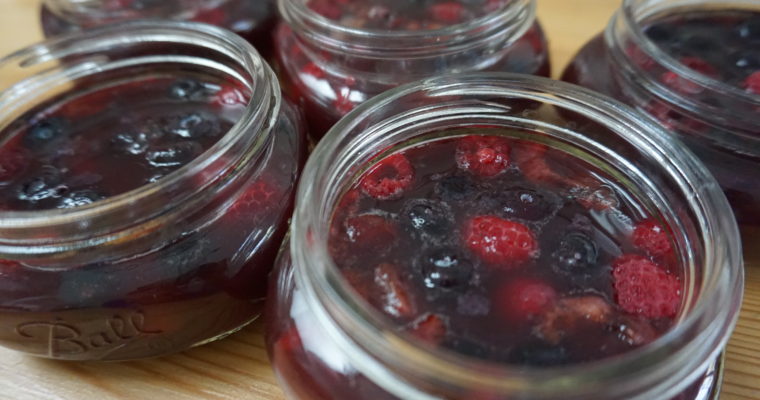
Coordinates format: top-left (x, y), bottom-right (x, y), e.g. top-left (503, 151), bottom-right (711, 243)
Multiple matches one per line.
top-left (275, 0), bottom-right (551, 140)
top-left (563, 7), bottom-right (760, 228)
top-left (0, 23), bottom-right (305, 361)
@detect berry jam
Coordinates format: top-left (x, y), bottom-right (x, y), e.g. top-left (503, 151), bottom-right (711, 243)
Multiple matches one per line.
top-left (40, 0), bottom-right (277, 57)
top-left (563, 8), bottom-right (760, 228)
top-left (326, 134), bottom-right (681, 365)
top-left (275, 0), bottom-right (550, 140)
top-left (0, 65), bottom-right (305, 360)
top-left (0, 76), bottom-right (245, 210)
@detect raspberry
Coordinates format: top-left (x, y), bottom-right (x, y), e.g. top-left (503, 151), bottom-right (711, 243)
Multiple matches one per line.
top-left (632, 219), bottom-right (672, 257)
top-left (430, 2), bottom-right (464, 24)
top-left (374, 263), bottom-right (415, 318)
top-left (743, 71), bottom-right (760, 95)
top-left (344, 214), bottom-right (397, 253)
top-left (612, 255), bottom-right (681, 318)
top-left (498, 278), bottom-right (557, 321)
top-left (359, 153), bottom-right (414, 200)
top-left (465, 216), bottom-right (537, 267)
top-left (408, 313), bottom-right (447, 345)
top-left (455, 136), bottom-right (510, 177)
top-left (228, 179), bottom-right (280, 217)
top-left (513, 143), bottom-right (565, 186)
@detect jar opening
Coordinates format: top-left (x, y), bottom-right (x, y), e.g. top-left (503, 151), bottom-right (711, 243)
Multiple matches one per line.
top-left (291, 73), bottom-right (743, 399)
top-left (0, 21), bottom-right (279, 254)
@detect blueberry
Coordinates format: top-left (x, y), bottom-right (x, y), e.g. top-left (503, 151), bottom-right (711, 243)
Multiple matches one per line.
top-left (16, 166), bottom-right (66, 203)
top-left (168, 79), bottom-right (209, 101)
top-left (25, 117), bottom-right (68, 148)
top-left (512, 342), bottom-right (570, 367)
top-left (737, 17), bottom-right (760, 42)
top-left (417, 247), bottom-right (473, 290)
top-left (163, 112), bottom-right (221, 139)
top-left (57, 190), bottom-right (104, 209)
top-left (145, 141), bottom-right (203, 168)
top-left (497, 186), bottom-right (560, 222)
top-left (434, 175), bottom-right (477, 202)
top-left (552, 231), bottom-right (599, 275)
top-left (402, 199), bottom-right (454, 238)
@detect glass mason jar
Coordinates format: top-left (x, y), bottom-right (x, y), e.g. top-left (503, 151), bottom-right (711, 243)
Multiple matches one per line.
top-left (275, 0), bottom-right (551, 140)
top-left (562, 0), bottom-right (760, 230)
top-left (265, 73), bottom-right (743, 400)
top-left (40, 0), bottom-right (278, 57)
top-left (0, 21), bottom-right (305, 361)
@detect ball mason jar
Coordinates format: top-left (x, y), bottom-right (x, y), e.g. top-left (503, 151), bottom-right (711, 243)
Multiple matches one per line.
top-left (40, 0), bottom-right (278, 57)
top-left (0, 21), bottom-right (305, 361)
top-left (274, 0), bottom-right (551, 140)
top-left (265, 73), bottom-right (743, 400)
top-left (562, 0), bottom-right (760, 230)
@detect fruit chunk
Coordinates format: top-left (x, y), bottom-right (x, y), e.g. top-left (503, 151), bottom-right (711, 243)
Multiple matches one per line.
top-left (374, 263), bottom-right (415, 318)
top-left (455, 136), bottom-right (511, 177)
top-left (612, 255), bottom-right (681, 318)
top-left (464, 216), bottom-right (537, 267)
top-left (360, 153), bottom-right (415, 200)
top-left (407, 313), bottom-right (447, 345)
top-left (631, 219), bottom-right (672, 257)
top-left (498, 278), bottom-right (557, 321)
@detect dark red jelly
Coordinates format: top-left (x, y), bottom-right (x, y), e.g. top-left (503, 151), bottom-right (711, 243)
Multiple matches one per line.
top-left (563, 8), bottom-right (760, 228)
top-left (275, 0), bottom-right (551, 140)
top-left (40, 0), bottom-right (278, 57)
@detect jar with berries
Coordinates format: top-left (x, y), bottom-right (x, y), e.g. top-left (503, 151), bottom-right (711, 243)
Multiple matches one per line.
top-left (275, 0), bottom-right (551, 140)
top-left (41, 0), bottom-right (277, 57)
top-left (265, 73), bottom-right (743, 400)
top-left (0, 21), bottom-right (306, 361)
top-left (563, 0), bottom-right (760, 231)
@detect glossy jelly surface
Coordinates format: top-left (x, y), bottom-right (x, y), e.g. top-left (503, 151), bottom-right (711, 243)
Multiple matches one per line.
top-left (0, 76), bottom-right (247, 210)
top-left (327, 134), bottom-right (681, 365)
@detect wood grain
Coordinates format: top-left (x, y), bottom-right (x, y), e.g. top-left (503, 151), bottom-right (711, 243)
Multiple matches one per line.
top-left (0, 1), bottom-right (758, 399)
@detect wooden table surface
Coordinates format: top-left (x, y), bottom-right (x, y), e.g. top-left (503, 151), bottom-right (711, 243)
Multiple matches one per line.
top-left (0, 1), bottom-right (759, 399)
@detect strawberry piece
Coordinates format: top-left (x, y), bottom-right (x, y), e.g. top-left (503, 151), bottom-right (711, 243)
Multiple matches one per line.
top-left (359, 153), bottom-right (415, 200)
top-left (374, 263), bottom-right (415, 318)
top-left (455, 136), bottom-right (510, 177)
top-left (344, 214), bottom-right (397, 252)
top-left (408, 313), bottom-right (447, 345)
top-left (498, 278), bottom-right (557, 321)
top-left (536, 296), bottom-right (613, 344)
top-left (612, 255), bottom-right (681, 318)
top-left (430, 2), bottom-right (465, 24)
top-left (465, 216), bottom-right (538, 267)
top-left (632, 219), bottom-right (673, 257)
top-left (743, 71), bottom-right (760, 95)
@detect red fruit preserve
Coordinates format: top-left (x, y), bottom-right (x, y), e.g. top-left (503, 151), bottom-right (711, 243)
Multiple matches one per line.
top-left (40, 0), bottom-right (277, 57)
top-left (266, 75), bottom-right (743, 399)
top-left (562, 0), bottom-right (760, 230)
top-left (0, 22), bottom-right (305, 360)
top-left (275, 0), bottom-right (550, 140)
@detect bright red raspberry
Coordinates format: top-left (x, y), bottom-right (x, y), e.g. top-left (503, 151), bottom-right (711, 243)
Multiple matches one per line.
top-left (408, 313), bottom-right (447, 345)
top-left (661, 57), bottom-right (717, 94)
top-left (743, 71), bottom-right (760, 95)
top-left (360, 153), bottom-right (415, 200)
top-left (498, 278), bottom-right (557, 321)
top-left (465, 216), bottom-right (538, 267)
top-left (632, 219), bottom-right (672, 257)
top-left (374, 263), bottom-right (415, 318)
top-left (612, 255), bottom-right (681, 318)
top-left (430, 2), bottom-right (465, 23)
top-left (455, 136), bottom-right (511, 177)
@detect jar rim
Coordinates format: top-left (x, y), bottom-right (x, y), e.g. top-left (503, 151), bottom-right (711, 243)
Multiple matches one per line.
top-left (290, 72), bottom-right (744, 398)
top-left (42, 0), bottom-right (230, 24)
top-left (0, 21), bottom-right (279, 251)
top-left (278, 0), bottom-right (536, 58)
top-left (616, 0), bottom-right (760, 105)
